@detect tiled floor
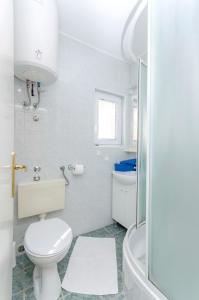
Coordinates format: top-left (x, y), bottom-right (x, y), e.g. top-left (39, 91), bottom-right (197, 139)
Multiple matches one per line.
top-left (12, 223), bottom-right (127, 300)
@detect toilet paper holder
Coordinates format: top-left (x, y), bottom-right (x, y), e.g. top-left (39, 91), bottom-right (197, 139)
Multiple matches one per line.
top-left (68, 164), bottom-right (84, 175)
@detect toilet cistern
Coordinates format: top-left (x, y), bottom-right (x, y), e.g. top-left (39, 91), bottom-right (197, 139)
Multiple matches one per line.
top-left (18, 179), bottom-right (65, 219)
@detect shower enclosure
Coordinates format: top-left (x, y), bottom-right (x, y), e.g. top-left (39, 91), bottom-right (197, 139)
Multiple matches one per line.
top-left (123, 0), bottom-right (199, 299)
top-left (137, 60), bottom-right (147, 226)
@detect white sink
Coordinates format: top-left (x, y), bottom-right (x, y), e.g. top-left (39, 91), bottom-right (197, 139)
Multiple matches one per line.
top-left (112, 171), bottom-right (137, 185)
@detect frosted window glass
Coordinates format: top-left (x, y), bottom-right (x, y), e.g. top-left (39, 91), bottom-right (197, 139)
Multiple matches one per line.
top-left (148, 1), bottom-right (199, 299)
top-left (98, 100), bottom-right (116, 140)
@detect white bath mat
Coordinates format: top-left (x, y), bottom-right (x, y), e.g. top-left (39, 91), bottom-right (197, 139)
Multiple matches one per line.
top-left (62, 236), bottom-right (118, 295)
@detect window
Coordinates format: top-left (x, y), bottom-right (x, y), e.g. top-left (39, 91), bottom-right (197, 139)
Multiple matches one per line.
top-left (95, 90), bottom-right (122, 145)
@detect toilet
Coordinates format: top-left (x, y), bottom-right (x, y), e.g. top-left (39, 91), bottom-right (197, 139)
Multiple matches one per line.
top-left (18, 179), bottom-right (73, 300)
top-left (24, 218), bottom-right (72, 300)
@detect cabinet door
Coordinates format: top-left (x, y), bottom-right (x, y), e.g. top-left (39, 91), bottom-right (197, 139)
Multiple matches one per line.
top-left (112, 181), bottom-right (126, 226)
top-left (125, 185), bottom-right (137, 228)
top-left (112, 179), bottom-right (137, 228)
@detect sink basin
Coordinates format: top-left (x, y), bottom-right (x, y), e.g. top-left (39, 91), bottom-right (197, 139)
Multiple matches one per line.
top-left (112, 171), bottom-right (137, 185)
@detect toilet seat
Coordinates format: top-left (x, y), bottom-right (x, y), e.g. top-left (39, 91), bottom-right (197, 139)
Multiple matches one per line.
top-left (24, 218), bottom-right (72, 257)
top-left (25, 243), bottom-right (69, 259)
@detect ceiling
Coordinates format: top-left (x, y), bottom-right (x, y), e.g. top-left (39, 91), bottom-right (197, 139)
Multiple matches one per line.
top-left (57, 0), bottom-right (139, 60)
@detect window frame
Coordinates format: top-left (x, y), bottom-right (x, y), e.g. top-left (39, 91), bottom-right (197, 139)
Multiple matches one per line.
top-left (94, 90), bottom-right (123, 146)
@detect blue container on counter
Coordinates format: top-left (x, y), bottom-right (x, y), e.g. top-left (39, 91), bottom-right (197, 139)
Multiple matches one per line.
top-left (114, 158), bottom-right (137, 172)
top-left (120, 159), bottom-right (136, 166)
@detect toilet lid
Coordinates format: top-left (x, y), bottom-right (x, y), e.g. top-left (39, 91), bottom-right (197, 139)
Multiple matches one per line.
top-left (24, 218), bottom-right (72, 256)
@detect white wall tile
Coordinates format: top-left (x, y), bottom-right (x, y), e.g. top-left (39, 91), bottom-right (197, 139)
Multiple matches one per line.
top-left (14, 35), bottom-right (135, 249)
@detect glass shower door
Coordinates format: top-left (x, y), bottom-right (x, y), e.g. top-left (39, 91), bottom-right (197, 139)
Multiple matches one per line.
top-left (137, 60), bottom-right (147, 226)
top-left (148, 0), bottom-right (199, 299)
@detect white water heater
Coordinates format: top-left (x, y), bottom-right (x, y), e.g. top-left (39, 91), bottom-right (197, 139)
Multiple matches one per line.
top-left (14, 0), bottom-right (58, 85)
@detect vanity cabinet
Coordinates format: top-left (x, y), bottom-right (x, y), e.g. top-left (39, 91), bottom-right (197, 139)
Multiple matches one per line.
top-left (112, 171), bottom-right (137, 229)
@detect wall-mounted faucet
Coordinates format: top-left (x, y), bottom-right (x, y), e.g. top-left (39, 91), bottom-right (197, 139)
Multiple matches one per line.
top-left (33, 82), bottom-right (41, 110)
top-left (23, 80), bottom-right (41, 111)
top-left (33, 166), bottom-right (41, 181)
top-left (24, 79), bottom-right (32, 107)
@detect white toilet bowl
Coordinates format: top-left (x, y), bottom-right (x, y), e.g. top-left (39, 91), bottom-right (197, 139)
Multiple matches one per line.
top-left (24, 218), bottom-right (73, 300)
